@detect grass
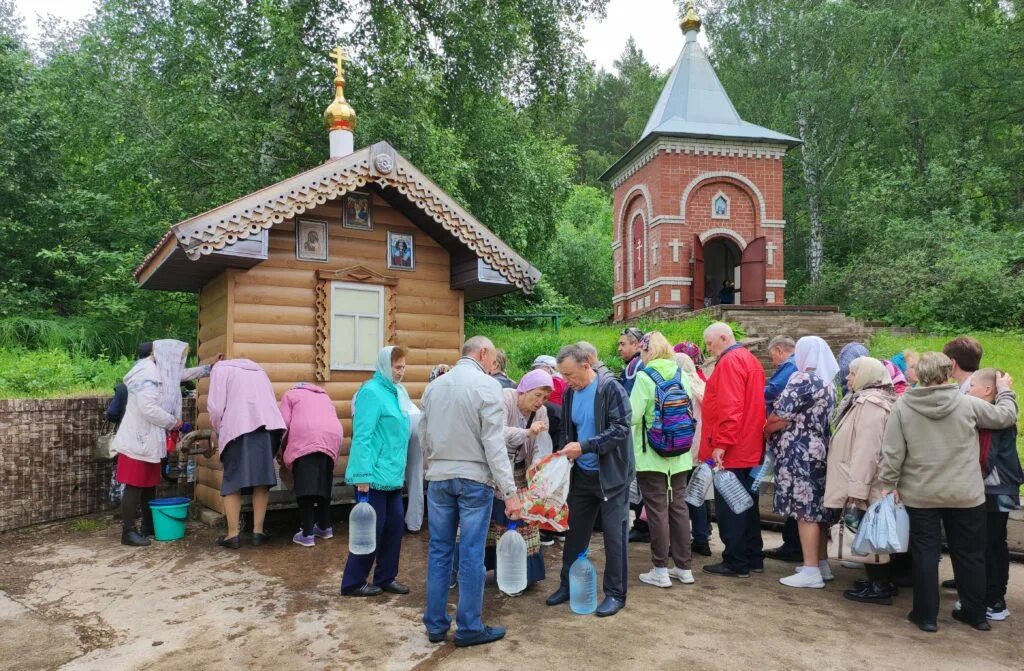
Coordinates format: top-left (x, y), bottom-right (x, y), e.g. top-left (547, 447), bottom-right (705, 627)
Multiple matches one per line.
top-left (0, 348), bottom-right (130, 398)
top-left (70, 518), bottom-right (111, 533)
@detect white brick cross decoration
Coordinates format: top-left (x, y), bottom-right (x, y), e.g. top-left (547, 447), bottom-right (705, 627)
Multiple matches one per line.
top-left (615, 261), bottom-right (621, 281)
top-left (652, 240), bottom-right (659, 265)
top-left (669, 238), bottom-right (684, 263)
top-left (766, 241), bottom-right (777, 266)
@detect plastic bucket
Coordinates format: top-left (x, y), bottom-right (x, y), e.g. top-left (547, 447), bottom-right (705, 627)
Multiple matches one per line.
top-left (149, 497), bottom-right (191, 542)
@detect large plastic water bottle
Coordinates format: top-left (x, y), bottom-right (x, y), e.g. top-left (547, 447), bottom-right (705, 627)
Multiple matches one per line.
top-left (569, 550), bottom-right (598, 615)
top-left (750, 452), bottom-right (775, 494)
top-left (685, 459), bottom-right (715, 507)
top-left (713, 469), bottom-right (754, 514)
top-left (496, 521), bottom-right (528, 595)
top-left (348, 491), bottom-right (376, 555)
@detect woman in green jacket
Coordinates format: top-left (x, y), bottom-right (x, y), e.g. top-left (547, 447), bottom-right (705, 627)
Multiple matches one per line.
top-left (341, 346), bottom-right (413, 597)
top-left (631, 331), bottom-right (696, 589)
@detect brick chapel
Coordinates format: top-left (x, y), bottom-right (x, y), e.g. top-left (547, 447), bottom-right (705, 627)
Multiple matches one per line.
top-left (603, 4), bottom-right (800, 322)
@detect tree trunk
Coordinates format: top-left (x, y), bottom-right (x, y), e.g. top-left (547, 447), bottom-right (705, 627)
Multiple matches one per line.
top-left (796, 105), bottom-right (825, 286)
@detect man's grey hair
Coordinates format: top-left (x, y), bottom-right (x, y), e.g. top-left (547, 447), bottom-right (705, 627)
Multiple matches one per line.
top-left (462, 335), bottom-right (494, 356)
top-left (557, 343), bottom-right (591, 366)
top-left (576, 341), bottom-right (598, 363)
top-left (703, 321), bottom-right (735, 341)
top-left (768, 335), bottom-right (796, 351)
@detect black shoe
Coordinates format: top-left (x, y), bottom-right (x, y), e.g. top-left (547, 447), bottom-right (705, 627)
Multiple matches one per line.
top-left (853, 579), bottom-right (899, 596)
top-left (702, 562), bottom-right (749, 578)
top-left (454, 625), bottom-right (506, 647)
top-left (941, 578), bottom-right (957, 590)
top-left (691, 541), bottom-right (712, 557)
top-left (906, 610), bottom-right (937, 633)
top-left (427, 630), bottom-right (447, 644)
top-left (595, 596), bottom-right (625, 617)
top-left (216, 535), bottom-right (241, 550)
top-left (140, 526), bottom-right (155, 538)
top-left (843, 581), bottom-right (893, 605)
top-left (952, 607), bottom-right (991, 631)
top-left (121, 529), bottom-right (151, 547)
top-left (545, 585), bottom-right (570, 606)
top-left (341, 584), bottom-right (383, 597)
top-left (539, 531), bottom-right (556, 546)
top-left (251, 532), bottom-right (271, 546)
top-left (763, 545), bottom-right (803, 562)
top-left (628, 527), bottom-right (651, 543)
top-left (380, 580), bottom-right (410, 595)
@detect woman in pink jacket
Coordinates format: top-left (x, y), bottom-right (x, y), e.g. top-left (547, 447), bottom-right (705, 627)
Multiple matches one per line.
top-left (280, 383), bottom-right (344, 547)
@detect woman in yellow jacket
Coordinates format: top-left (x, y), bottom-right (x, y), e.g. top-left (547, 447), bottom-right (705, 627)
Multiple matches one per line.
top-left (630, 331), bottom-right (697, 588)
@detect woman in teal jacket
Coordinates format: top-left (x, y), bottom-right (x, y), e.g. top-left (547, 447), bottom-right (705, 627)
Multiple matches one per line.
top-left (341, 346), bottom-right (413, 597)
top-left (631, 331), bottom-right (696, 589)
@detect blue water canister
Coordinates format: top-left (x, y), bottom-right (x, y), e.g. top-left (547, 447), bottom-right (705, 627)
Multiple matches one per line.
top-left (496, 521), bottom-right (528, 595)
top-left (569, 550), bottom-right (598, 615)
top-left (750, 452), bottom-right (775, 494)
top-left (713, 468), bottom-right (754, 514)
top-left (348, 491), bottom-right (376, 555)
top-left (684, 459), bottom-right (715, 507)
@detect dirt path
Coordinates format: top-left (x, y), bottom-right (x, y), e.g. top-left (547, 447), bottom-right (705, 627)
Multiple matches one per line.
top-left (1, 515), bottom-right (1021, 670)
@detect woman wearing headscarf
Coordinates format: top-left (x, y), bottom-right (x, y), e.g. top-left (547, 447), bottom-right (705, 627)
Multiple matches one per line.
top-left (208, 358), bottom-right (286, 549)
top-left (882, 360), bottom-right (910, 395)
top-left (484, 369), bottom-right (554, 590)
top-left (632, 332), bottom-right (697, 588)
top-left (674, 342), bottom-right (707, 382)
top-left (341, 346), bottom-right (413, 597)
top-left (279, 383), bottom-right (344, 547)
top-left (113, 340), bottom-right (211, 546)
top-left (824, 357), bottom-right (898, 604)
top-left (764, 336), bottom-right (839, 589)
top-left (674, 350), bottom-right (713, 556)
top-left (836, 342), bottom-right (869, 395)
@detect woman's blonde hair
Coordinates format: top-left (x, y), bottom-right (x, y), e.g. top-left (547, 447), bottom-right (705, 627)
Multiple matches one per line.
top-left (641, 331), bottom-right (674, 363)
top-left (915, 351), bottom-right (953, 387)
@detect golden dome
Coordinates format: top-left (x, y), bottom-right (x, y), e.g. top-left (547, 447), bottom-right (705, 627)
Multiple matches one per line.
top-left (324, 47), bottom-right (356, 131)
top-left (680, 2), bottom-right (702, 34)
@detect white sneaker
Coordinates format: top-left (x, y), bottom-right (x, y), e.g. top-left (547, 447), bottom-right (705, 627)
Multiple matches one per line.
top-left (840, 560), bottom-right (861, 570)
top-left (818, 562), bottom-right (835, 582)
top-left (987, 601), bottom-right (1010, 621)
top-left (667, 568), bottom-right (695, 584)
top-left (779, 569), bottom-right (825, 589)
top-left (639, 569), bottom-right (672, 588)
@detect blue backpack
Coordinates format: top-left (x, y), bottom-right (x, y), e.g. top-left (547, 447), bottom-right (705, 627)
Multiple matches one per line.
top-left (641, 368), bottom-right (697, 458)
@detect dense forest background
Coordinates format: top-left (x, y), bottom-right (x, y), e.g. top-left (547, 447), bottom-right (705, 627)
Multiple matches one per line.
top-left (2, 0), bottom-right (1023, 361)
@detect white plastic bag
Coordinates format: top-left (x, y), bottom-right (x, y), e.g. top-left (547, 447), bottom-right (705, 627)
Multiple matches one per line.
top-left (852, 493), bottom-right (909, 556)
top-left (521, 454), bottom-right (571, 532)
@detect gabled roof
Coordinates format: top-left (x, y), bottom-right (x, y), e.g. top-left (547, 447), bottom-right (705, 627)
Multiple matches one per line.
top-left (135, 141), bottom-right (541, 295)
top-left (601, 33), bottom-right (800, 183)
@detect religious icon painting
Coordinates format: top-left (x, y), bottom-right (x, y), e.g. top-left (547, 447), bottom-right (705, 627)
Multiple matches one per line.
top-left (712, 192), bottom-right (730, 219)
top-left (343, 192), bottom-right (373, 231)
top-left (387, 231), bottom-right (415, 271)
top-left (296, 218), bottom-right (328, 262)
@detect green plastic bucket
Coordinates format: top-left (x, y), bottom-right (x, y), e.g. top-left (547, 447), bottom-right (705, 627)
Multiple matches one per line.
top-left (149, 497), bottom-right (190, 541)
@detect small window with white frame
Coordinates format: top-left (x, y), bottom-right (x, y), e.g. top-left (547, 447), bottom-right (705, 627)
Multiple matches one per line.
top-left (711, 191), bottom-right (730, 219)
top-left (330, 281), bottom-right (384, 370)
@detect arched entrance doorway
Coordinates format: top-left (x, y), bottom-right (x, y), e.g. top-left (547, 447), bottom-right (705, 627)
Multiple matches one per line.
top-left (703, 237), bottom-right (741, 305)
top-left (692, 234), bottom-right (767, 307)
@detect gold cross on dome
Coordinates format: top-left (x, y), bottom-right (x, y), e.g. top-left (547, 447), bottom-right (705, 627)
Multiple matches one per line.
top-left (329, 46), bottom-right (350, 77)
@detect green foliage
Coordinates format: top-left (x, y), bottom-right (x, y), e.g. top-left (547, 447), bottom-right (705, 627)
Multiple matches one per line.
top-left (0, 347), bottom-right (130, 398)
top-left (539, 185), bottom-right (615, 310)
top-left (70, 517), bottom-right (111, 533)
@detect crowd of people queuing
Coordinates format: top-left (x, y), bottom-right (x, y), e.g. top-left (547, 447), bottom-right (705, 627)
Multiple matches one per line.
top-left (108, 327), bottom-right (1021, 647)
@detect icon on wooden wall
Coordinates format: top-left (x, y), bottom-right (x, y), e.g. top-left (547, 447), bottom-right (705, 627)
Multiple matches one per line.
top-left (296, 218), bottom-right (328, 262)
top-left (387, 231), bottom-right (415, 271)
top-left (343, 192), bottom-right (373, 231)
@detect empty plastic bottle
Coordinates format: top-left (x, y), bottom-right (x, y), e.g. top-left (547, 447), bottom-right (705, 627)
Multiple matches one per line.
top-left (713, 468), bottom-right (754, 514)
top-left (685, 459), bottom-right (715, 507)
top-left (496, 521), bottom-right (528, 595)
top-left (750, 452), bottom-right (776, 494)
top-left (569, 550), bottom-right (598, 615)
top-left (348, 491), bottom-right (376, 555)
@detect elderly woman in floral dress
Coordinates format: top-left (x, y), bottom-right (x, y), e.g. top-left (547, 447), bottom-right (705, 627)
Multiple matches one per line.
top-left (764, 336), bottom-right (839, 589)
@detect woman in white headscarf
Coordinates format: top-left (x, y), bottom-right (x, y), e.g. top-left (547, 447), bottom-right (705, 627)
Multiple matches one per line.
top-left (764, 336), bottom-right (839, 589)
top-left (113, 339), bottom-right (212, 547)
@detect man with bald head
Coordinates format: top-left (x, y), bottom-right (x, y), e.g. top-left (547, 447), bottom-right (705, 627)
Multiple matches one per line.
top-left (420, 335), bottom-right (522, 647)
top-left (698, 322), bottom-right (767, 578)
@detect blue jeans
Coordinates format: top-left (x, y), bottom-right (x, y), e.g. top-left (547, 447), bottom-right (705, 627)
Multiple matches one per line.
top-left (422, 478), bottom-right (494, 639)
top-left (688, 501), bottom-right (710, 544)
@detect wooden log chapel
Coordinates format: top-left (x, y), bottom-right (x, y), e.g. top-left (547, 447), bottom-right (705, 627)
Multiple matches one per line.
top-left (133, 48), bottom-right (541, 514)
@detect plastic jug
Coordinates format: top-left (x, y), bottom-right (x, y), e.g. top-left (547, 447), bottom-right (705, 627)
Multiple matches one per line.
top-left (496, 521), bottom-right (528, 595)
top-left (713, 468), bottom-right (754, 514)
top-left (685, 459), bottom-right (715, 507)
top-left (569, 550), bottom-right (598, 615)
top-left (348, 491), bottom-right (376, 555)
top-left (750, 452), bottom-right (775, 494)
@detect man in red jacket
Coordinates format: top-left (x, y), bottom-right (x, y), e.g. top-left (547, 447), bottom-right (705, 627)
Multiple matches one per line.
top-left (699, 322), bottom-right (767, 578)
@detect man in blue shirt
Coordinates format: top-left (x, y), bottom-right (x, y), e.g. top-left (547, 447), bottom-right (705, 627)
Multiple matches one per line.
top-left (761, 335), bottom-right (802, 563)
top-left (545, 343), bottom-right (634, 617)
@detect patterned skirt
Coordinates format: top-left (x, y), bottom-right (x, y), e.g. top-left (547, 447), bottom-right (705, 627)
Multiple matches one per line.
top-left (485, 460), bottom-right (545, 584)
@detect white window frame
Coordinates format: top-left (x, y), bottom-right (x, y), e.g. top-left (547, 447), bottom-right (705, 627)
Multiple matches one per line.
top-left (329, 280), bottom-right (385, 372)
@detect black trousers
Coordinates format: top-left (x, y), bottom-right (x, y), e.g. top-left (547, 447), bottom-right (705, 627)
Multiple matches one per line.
top-left (986, 511), bottom-right (1010, 604)
top-left (559, 468), bottom-right (629, 601)
top-left (780, 517), bottom-right (800, 550)
top-left (121, 485), bottom-right (155, 532)
top-left (906, 504), bottom-right (987, 622)
top-left (713, 468), bottom-right (763, 572)
top-left (865, 561), bottom-right (893, 584)
top-left (297, 495), bottom-right (332, 535)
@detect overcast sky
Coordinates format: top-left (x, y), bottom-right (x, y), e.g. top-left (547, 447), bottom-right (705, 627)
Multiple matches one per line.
top-left (14, 0), bottom-right (686, 74)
